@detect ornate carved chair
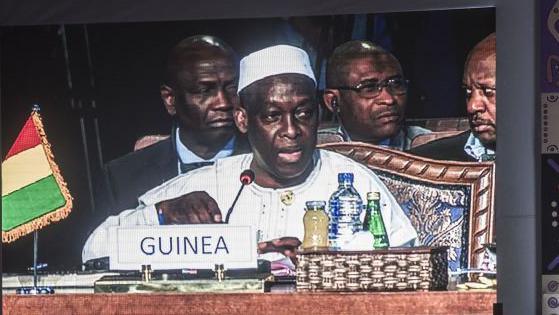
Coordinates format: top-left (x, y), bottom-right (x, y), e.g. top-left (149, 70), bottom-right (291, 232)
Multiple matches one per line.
top-left (319, 142), bottom-right (495, 272)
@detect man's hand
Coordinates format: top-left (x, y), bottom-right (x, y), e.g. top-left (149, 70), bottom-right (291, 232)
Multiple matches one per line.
top-left (258, 237), bottom-right (302, 260)
top-left (155, 191), bottom-right (222, 224)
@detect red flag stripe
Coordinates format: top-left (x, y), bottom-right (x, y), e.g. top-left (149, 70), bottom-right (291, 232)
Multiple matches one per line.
top-left (4, 116), bottom-right (42, 160)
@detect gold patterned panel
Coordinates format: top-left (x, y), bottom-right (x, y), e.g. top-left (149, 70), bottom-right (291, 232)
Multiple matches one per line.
top-left (319, 142), bottom-right (495, 270)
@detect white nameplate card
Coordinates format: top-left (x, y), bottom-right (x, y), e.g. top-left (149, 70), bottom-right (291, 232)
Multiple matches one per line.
top-left (107, 225), bottom-right (256, 270)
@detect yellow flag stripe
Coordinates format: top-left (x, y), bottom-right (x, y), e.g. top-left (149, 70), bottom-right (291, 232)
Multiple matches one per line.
top-left (2, 144), bottom-right (53, 196)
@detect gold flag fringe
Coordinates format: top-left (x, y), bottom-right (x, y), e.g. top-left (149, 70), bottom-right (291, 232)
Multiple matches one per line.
top-left (2, 111), bottom-right (73, 243)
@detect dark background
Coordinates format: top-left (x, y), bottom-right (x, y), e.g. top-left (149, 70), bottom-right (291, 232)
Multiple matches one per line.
top-left (1, 10), bottom-right (494, 272)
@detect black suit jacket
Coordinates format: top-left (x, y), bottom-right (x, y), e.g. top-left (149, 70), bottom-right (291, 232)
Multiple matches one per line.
top-left (95, 133), bottom-right (250, 220)
top-left (100, 137), bottom-right (177, 215)
top-left (409, 131), bottom-right (476, 162)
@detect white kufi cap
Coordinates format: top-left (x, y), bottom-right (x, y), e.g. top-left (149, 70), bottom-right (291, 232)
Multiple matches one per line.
top-left (237, 45), bottom-right (316, 93)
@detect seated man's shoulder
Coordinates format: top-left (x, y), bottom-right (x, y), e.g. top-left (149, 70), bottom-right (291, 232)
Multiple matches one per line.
top-left (106, 137), bottom-right (173, 171)
top-left (317, 148), bottom-right (349, 162)
top-left (138, 153), bottom-right (251, 205)
top-left (317, 126), bottom-right (345, 144)
top-left (407, 125), bottom-right (432, 138)
top-left (187, 151), bottom-right (250, 173)
top-left (318, 149), bottom-right (373, 175)
top-left (163, 152), bottom-right (251, 180)
top-left (101, 138), bottom-right (176, 211)
top-left (410, 131), bottom-right (470, 159)
top-left (413, 130), bottom-right (469, 150)
top-left (317, 126), bottom-right (340, 134)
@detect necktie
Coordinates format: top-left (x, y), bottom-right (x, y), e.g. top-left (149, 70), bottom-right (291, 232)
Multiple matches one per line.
top-left (480, 154), bottom-right (496, 162)
top-left (180, 161), bottom-right (214, 174)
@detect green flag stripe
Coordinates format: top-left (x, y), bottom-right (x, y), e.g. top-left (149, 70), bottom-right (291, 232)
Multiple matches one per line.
top-left (2, 175), bottom-right (66, 231)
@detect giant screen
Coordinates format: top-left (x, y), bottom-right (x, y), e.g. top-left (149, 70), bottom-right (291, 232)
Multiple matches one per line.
top-left (2, 9), bottom-right (496, 287)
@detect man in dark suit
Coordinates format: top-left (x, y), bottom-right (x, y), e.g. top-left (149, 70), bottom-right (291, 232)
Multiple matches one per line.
top-left (411, 33), bottom-right (496, 162)
top-left (97, 35), bottom-right (249, 217)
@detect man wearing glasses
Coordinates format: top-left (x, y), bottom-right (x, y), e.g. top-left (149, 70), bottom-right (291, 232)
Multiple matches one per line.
top-left (322, 40), bottom-right (430, 151)
top-left (411, 33), bottom-right (496, 162)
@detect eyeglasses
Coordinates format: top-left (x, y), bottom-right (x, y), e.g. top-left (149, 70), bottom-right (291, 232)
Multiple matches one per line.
top-left (462, 84), bottom-right (496, 100)
top-left (331, 77), bottom-right (409, 99)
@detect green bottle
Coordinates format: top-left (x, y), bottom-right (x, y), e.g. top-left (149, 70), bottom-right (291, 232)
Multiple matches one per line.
top-left (362, 204), bottom-right (371, 231)
top-left (366, 192), bottom-right (389, 249)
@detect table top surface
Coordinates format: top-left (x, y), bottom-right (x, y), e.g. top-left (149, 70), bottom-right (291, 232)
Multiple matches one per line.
top-left (3, 290), bottom-right (497, 315)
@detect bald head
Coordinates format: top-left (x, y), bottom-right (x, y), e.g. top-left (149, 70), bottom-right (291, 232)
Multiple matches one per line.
top-left (463, 32), bottom-right (497, 149)
top-left (164, 35), bottom-right (237, 89)
top-left (326, 40), bottom-right (401, 87)
top-left (464, 33), bottom-right (496, 76)
top-left (159, 35), bottom-right (239, 154)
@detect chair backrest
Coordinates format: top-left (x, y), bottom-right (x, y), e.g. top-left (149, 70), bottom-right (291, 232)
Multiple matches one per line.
top-left (318, 142), bottom-right (495, 272)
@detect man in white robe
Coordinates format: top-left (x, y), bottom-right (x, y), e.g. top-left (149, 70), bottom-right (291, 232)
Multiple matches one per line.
top-left (82, 45), bottom-right (417, 265)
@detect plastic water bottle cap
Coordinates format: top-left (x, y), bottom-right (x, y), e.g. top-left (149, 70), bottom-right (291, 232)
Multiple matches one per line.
top-left (338, 172), bottom-right (354, 183)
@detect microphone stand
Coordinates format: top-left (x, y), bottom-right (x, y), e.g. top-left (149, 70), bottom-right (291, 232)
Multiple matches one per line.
top-left (224, 184), bottom-right (247, 224)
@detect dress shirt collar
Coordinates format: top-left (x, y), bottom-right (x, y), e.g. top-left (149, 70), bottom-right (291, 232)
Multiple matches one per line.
top-left (464, 132), bottom-right (495, 161)
top-left (175, 127), bottom-right (236, 164)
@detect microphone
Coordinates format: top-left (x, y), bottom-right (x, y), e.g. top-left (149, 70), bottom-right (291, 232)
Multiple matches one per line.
top-left (224, 169), bottom-right (255, 223)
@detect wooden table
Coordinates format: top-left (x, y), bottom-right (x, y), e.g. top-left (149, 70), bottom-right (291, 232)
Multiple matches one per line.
top-left (3, 291), bottom-right (496, 314)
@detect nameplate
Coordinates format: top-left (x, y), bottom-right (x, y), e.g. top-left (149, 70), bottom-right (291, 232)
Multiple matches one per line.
top-left (107, 225), bottom-right (256, 270)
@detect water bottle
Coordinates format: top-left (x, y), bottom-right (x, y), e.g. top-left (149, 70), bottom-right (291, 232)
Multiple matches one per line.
top-left (328, 173), bottom-right (363, 249)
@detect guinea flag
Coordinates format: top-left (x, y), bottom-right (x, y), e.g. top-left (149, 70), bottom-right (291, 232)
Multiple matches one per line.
top-left (2, 110), bottom-right (73, 243)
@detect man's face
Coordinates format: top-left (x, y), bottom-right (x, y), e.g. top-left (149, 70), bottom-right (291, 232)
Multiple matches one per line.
top-left (172, 53), bottom-right (238, 135)
top-left (238, 75), bottom-right (318, 188)
top-left (463, 52), bottom-right (496, 147)
top-left (336, 55), bottom-right (406, 143)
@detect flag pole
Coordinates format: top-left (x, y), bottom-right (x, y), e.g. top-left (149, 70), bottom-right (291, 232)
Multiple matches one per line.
top-left (32, 104), bottom-right (40, 290)
top-left (13, 105), bottom-right (55, 294)
top-left (33, 230), bottom-right (38, 289)
top-left (16, 230), bottom-right (53, 294)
